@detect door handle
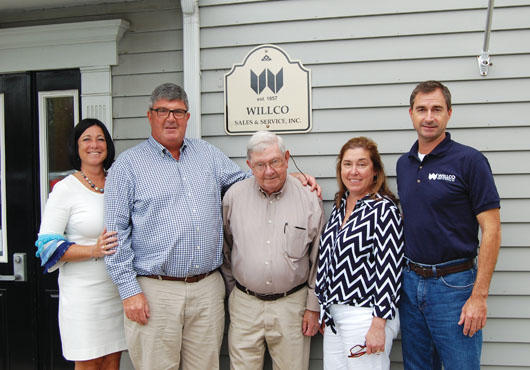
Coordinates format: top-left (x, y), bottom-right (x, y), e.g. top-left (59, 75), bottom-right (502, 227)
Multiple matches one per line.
top-left (0, 253), bottom-right (27, 282)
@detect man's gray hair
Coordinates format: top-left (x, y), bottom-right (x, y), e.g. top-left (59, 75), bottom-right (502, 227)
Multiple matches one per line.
top-left (149, 83), bottom-right (189, 109)
top-left (247, 131), bottom-right (286, 160)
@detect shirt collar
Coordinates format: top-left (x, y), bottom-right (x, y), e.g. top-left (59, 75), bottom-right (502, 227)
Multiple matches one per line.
top-left (341, 191), bottom-right (378, 210)
top-left (407, 131), bottom-right (453, 160)
top-left (147, 136), bottom-right (188, 157)
top-left (256, 175), bottom-right (289, 199)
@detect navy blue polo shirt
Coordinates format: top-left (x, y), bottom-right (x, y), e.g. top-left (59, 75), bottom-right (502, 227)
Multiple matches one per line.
top-left (396, 133), bottom-right (500, 264)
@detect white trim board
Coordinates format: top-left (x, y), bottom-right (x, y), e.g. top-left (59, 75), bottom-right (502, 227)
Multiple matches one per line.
top-left (0, 20), bottom-right (129, 72)
top-left (0, 19), bottom-right (130, 130)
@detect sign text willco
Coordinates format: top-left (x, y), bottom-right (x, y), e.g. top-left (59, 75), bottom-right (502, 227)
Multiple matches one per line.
top-left (224, 44), bottom-right (312, 135)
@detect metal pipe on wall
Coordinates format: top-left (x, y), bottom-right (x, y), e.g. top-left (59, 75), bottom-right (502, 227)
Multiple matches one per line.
top-left (181, 0), bottom-right (202, 138)
top-left (478, 0), bottom-right (495, 76)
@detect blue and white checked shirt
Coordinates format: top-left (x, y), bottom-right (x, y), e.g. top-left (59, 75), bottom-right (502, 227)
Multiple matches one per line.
top-left (104, 136), bottom-right (249, 300)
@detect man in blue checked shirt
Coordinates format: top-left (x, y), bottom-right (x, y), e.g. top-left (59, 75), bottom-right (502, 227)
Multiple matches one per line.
top-left (104, 83), bottom-right (319, 370)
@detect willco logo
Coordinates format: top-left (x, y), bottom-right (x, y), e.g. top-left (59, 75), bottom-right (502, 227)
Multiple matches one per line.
top-left (250, 68), bottom-right (284, 95)
top-left (428, 173), bottom-right (456, 182)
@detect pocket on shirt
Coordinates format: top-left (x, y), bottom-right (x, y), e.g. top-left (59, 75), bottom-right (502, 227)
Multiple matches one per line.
top-left (283, 225), bottom-right (310, 259)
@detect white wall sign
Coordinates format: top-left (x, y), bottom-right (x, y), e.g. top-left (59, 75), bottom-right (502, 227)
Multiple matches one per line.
top-left (224, 44), bottom-right (312, 135)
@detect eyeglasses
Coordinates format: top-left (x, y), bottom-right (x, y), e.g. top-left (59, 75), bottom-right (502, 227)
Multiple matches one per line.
top-left (348, 344), bottom-right (366, 358)
top-left (150, 108), bottom-right (188, 119)
top-left (251, 158), bottom-right (284, 172)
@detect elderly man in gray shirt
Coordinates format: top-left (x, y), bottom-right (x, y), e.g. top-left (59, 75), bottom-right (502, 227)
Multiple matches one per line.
top-left (222, 131), bottom-right (324, 370)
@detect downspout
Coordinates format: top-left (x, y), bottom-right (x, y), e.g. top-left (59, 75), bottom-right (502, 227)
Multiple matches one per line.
top-left (181, 0), bottom-right (201, 138)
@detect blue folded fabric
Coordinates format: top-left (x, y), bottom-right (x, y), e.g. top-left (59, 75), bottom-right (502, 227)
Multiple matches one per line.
top-left (35, 234), bottom-right (66, 258)
top-left (35, 234), bottom-right (73, 273)
top-left (43, 241), bottom-right (74, 274)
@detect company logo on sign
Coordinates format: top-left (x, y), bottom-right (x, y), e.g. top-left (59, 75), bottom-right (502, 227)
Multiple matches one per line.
top-left (250, 68), bottom-right (284, 95)
top-left (224, 44), bottom-right (312, 135)
top-left (428, 173), bottom-right (456, 182)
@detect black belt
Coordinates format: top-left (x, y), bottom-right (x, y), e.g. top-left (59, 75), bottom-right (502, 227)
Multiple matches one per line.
top-left (143, 269), bottom-right (216, 283)
top-left (405, 259), bottom-right (474, 278)
top-left (235, 281), bottom-right (305, 301)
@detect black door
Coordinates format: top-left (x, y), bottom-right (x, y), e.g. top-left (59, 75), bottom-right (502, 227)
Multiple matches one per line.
top-left (0, 70), bottom-right (80, 370)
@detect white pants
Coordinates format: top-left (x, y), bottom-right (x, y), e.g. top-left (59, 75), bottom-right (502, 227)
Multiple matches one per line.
top-left (323, 305), bottom-right (400, 370)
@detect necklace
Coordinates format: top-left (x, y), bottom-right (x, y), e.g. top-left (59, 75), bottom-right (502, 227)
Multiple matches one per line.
top-left (80, 171), bottom-right (105, 193)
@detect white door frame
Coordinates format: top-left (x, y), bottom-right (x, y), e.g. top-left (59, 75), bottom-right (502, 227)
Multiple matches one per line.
top-left (0, 94), bottom-right (7, 263)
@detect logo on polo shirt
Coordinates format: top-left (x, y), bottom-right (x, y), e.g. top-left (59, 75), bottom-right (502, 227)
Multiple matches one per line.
top-left (428, 173), bottom-right (456, 182)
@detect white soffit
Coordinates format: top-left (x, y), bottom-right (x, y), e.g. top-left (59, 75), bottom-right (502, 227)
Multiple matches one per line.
top-left (0, 19), bottom-right (130, 73)
top-left (0, 0), bottom-right (134, 12)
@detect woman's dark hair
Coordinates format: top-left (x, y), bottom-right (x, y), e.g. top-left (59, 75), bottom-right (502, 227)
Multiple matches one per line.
top-left (335, 136), bottom-right (397, 208)
top-left (68, 118), bottom-right (115, 171)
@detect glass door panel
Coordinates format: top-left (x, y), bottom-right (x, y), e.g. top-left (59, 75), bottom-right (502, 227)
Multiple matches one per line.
top-left (38, 90), bottom-right (79, 214)
top-left (0, 94), bottom-right (6, 262)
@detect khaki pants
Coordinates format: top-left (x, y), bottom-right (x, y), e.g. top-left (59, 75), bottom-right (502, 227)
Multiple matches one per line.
top-left (124, 272), bottom-right (225, 370)
top-left (228, 287), bottom-right (310, 370)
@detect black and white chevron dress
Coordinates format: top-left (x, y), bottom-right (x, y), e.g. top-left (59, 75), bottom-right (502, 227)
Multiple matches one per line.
top-left (315, 192), bottom-right (404, 333)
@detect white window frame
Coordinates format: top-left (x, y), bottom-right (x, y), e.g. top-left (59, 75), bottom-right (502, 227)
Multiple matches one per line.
top-left (0, 94), bottom-right (7, 263)
top-left (38, 90), bottom-right (80, 215)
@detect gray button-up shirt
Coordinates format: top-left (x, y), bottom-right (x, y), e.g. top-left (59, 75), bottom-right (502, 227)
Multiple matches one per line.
top-left (222, 175), bottom-right (324, 311)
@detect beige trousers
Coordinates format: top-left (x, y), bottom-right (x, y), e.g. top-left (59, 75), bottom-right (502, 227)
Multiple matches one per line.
top-left (124, 272), bottom-right (225, 370)
top-left (228, 287), bottom-right (310, 370)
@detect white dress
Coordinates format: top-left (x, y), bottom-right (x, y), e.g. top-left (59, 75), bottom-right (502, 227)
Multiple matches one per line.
top-left (38, 175), bottom-right (127, 361)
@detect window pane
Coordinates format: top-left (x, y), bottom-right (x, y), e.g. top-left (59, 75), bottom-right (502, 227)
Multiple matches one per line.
top-left (0, 95), bottom-right (5, 259)
top-left (46, 96), bottom-right (75, 193)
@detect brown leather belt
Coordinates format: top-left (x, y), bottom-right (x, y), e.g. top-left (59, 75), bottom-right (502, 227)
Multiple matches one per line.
top-left (144, 270), bottom-right (214, 283)
top-left (236, 281), bottom-right (305, 301)
top-left (405, 259), bottom-right (474, 278)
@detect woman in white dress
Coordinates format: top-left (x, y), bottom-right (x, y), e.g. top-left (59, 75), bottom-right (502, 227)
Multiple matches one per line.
top-left (35, 118), bottom-right (127, 370)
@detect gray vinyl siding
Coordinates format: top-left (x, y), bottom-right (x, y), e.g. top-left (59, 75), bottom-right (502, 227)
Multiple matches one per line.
top-left (199, 0), bottom-right (530, 369)
top-left (112, 0), bottom-right (184, 150)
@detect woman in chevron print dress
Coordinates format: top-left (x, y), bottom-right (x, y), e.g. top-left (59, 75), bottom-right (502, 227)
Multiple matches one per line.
top-left (315, 136), bottom-right (404, 370)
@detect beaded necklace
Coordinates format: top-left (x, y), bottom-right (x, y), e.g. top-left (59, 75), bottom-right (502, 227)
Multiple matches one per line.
top-left (79, 171), bottom-right (105, 193)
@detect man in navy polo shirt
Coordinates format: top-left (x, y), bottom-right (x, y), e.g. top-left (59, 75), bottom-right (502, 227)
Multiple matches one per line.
top-left (396, 80), bottom-right (501, 370)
